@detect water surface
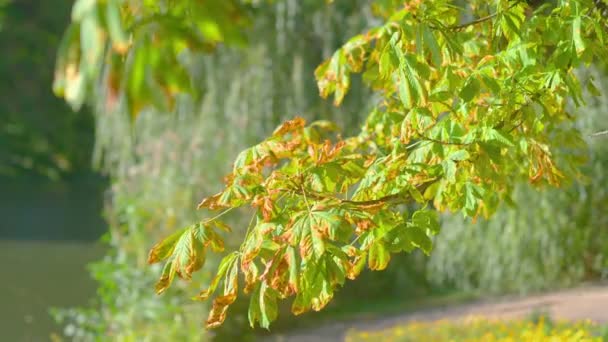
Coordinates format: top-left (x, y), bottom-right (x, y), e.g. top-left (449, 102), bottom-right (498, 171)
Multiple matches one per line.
top-left (0, 175), bottom-right (107, 341)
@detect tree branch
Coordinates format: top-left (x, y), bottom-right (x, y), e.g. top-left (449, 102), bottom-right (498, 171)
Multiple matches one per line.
top-left (416, 131), bottom-right (472, 147)
top-left (591, 130), bottom-right (608, 137)
top-left (284, 179), bottom-right (437, 208)
top-left (432, 1), bottom-right (522, 31)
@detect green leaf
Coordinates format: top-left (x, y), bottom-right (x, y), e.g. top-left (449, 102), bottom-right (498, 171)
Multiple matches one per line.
top-left (379, 47), bottom-right (395, 78)
top-left (572, 16), bottom-right (585, 54)
top-left (406, 225), bottom-right (432, 255)
top-left (442, 159), bottom-right (457, 182)
top-left (147, 227), bottom-right (189, 264)
top-left (286, 246), bottom-right (299, 293)
top-left (463, 182), bottom-right (485, 217)
top-left (480, 73), bottom-right (501, 94)
top-left (412, 210), bottom-right (440, 235)
top-left (248, 283), bottom-right (263, 327)
top-left (72, 0), bottom-right (96, 21)
top-left (368, 241), bottom-right (390, 270)
top-left (105, 0), bottom-right (128, 50)
top-left (259, 282), bottom-right (279, 329)
top-left (459, 77), bottom-right (480, 102)
top-left (484, 128), bottom-right (514, 147)
top-left (422, 26), bottom-right (442, 67)
top-left (448, 150), bottom-right (470, 162)
top-left (155, 261), bottom-right (177, 295)
top-left (196, 252), bottom-right (238, 301)
top-left (311, 227), bottom-right (326, 258)
top-left (398, 69), bottom-right (414, 108)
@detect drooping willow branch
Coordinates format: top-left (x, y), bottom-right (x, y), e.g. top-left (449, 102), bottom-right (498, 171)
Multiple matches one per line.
top-left (591, 130), bottom-right (608, 137)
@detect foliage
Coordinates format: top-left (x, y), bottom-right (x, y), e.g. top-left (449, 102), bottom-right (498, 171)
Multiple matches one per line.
top-left (0, 0), bottom-right (95, 179)
top-left (428, 67), bottom-right (608, 294)
top-left (55, 0), bottom-right (608, 332)
top-left (53, 0), bottom-right (250, 116)
top-left (147, 0), bottom-right (607, 329)
top-left (52, 1), bottom-right (378, 340)
top-left (345, 316), bottom-right (607, 342)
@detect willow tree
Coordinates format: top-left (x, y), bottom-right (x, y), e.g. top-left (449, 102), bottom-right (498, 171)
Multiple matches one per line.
top-left (56, 0), bottom-right (608, 330)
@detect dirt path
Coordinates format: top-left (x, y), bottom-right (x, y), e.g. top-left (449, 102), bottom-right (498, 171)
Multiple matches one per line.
top-left (271, 284), bottom-right (608, 342)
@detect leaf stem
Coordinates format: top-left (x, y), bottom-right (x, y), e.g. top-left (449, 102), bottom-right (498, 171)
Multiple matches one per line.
top-left (202, 207), bottom-right (234, 225)
top-left (239, 213), bottom-right (257, 254)
top-left (430, 1), bottom-right (522, 31)
top-left (416, 131), bottom-right (472, 146)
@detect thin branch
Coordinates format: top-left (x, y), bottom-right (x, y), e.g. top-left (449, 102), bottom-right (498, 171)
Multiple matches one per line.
top-left (448, 11), bottom-right (499, 31)
top-left (239, 213), bottom-right (257, 255)
top-left (591, 130), bottom-right (608, 137)
top-left (507, 120), bottom-right (525, 133)
top-left (202, 207), bottom-right (234, 224)
top-left (283, 180), bottom-right (437, 209)
top-left (431, 1), bottom-right (522, 31)
top-left (300, 182), bottom-right (313, 215)
top-left (416, 131), bottom-right (472, 147)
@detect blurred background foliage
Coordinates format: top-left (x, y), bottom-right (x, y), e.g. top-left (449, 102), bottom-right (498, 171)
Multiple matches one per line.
top-left (0, 0), bottom-right (606, 341)
top-left (0, 1), bottom-right (107, 341)
top-left (0, 0), bottom-right (95, 180)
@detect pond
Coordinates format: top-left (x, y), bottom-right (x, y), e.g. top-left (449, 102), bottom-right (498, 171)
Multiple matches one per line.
top-left (0, 175), bottom-right (107, 341)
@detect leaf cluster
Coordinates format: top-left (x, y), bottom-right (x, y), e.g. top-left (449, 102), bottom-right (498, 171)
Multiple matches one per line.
top-left (54, 0), bottom-right (251, 116)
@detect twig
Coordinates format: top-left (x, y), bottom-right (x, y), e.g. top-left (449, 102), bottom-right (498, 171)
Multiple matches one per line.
top-left (430, 1), bottom-right (522, 31)
top-left (283, 180), bottom-right (437, 208)
top-left (591, 130), bottom-right (608, 137)
top-left (416, 131), bottom-right (472, 147)
top-left (202, 207), bottom-right (234, 225)
top-left (239, 213), bottom-right (257, 255)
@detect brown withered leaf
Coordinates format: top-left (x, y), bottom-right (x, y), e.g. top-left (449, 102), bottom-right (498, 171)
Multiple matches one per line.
top-left (215, 293), bottom-right (237, 307)
top-left (205, 266), bottom-right (239, 328)
top-left (213, 220), bottom-right (232, 233)
top-left (299, 233), bottom-right (313, 262)
top-left (291, 288), bottom-right (312, 316)
top-left (197, 193), bottom-right (225, 210)
top-left (154, 262), bottom-right (175, 295)
top-left (355, 219), bottom-right (374, 234)
top-left (242, 262), bottom-right (259, 294)
top-left (311, 285), bottom-right (333, 312)
top-left (342, 245), bottom-right (358, 258)
top-left (269, 260), bottom-right (289, 294)
top-left (195, 252), bottom-right (238, 301)
top-left (346, 253), bottom-right (367, 280)
top-left (272, 117), bottom-right (306, 137)
top-left (253, 195), bottom-right (274, 222)
top-left (363, 155), bottom-right (376, 168)
top-left (184, 239), bottom-right (205, 276)
top-left (200, 224), bottom-right (225, 252)
top-left (317, 139), bottom-right (345, 164)
top-left (205, 301), bottom-right (230, 329)
top-left (259, 251), bottom-right (279, 281)
top-left (286, 247), bottom-right (299, 294)
top-left (261, 197), bottom-right (274, 222)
